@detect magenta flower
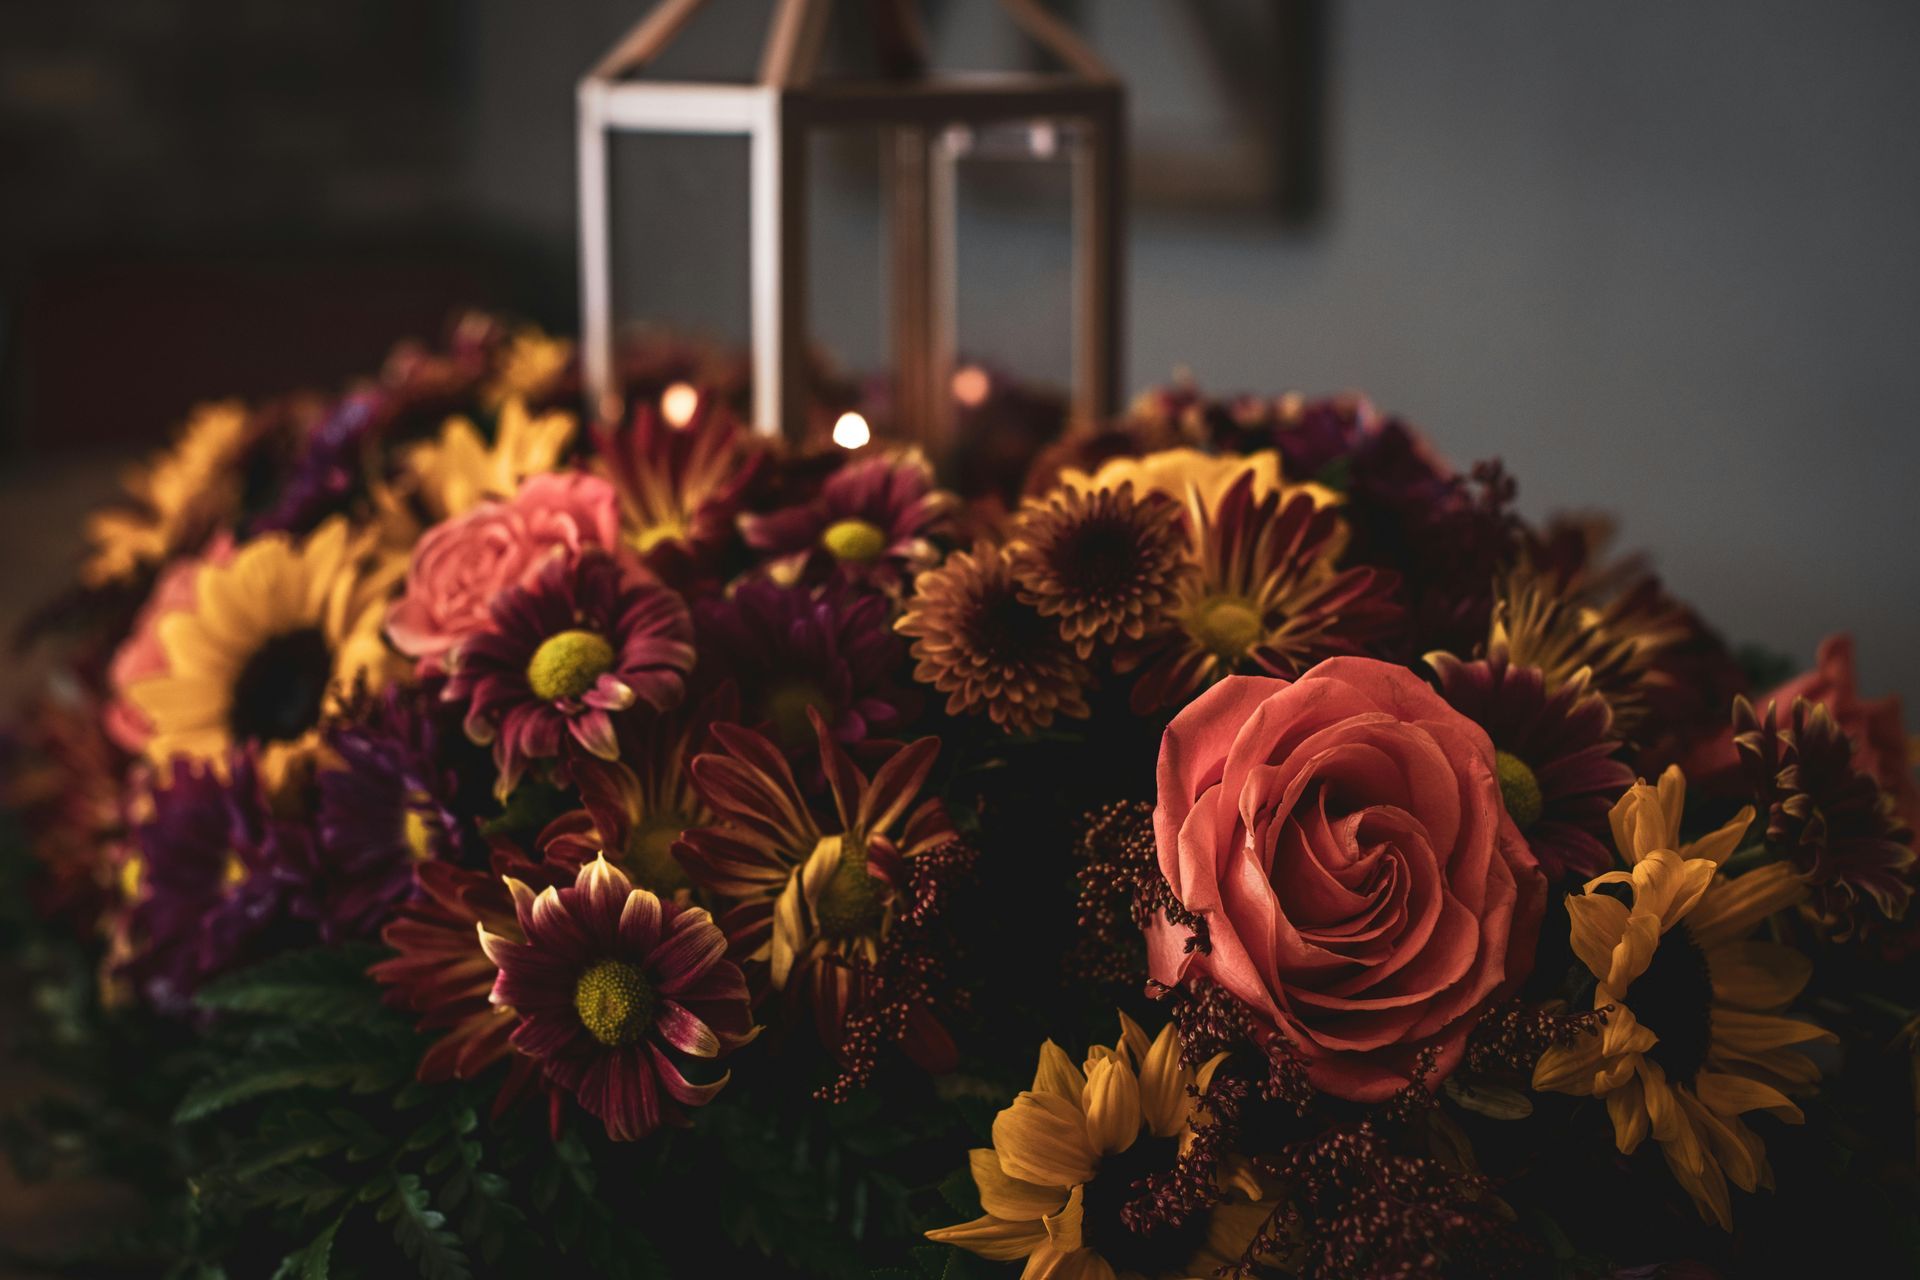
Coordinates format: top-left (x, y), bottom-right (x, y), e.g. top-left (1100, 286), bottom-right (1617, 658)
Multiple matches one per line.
top-left (478, 855), bottom-right (757, 1141)
top-left (444, 549), bottom-right (694, 796)
top-left (740, 451), bottom-right (954, 588)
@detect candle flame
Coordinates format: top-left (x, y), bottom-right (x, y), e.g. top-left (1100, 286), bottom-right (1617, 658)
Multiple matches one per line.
top-left (832, 412), bottom-right (871, 450)
top-left (660, 381), bottom-right (700, 428)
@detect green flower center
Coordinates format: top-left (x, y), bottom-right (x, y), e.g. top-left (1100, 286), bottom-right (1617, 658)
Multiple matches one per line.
top-left (627, 816), bottom-right (692, 894)
top-left (526, 629), bottom-right (615, 702)
top-left (1495, 750), bottom-right (1544, 830)
top-left (572, 958), bottom-right (655, 1047)
top-left (1189, 595), bottom-right (1264, 662)
top-left (814, 837), bottom-right (885, 939)
top-left (765, 681), bottom-right (830, 749)
top-left (821, 518), bottom-right (887, 563)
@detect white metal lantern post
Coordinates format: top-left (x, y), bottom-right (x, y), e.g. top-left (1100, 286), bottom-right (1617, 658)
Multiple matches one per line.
top-left (576, 0), bottom-right (1126, 450)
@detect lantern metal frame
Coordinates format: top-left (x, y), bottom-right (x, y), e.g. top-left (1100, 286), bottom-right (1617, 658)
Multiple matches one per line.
top-left (577, 0), bottom-right (1125, 446)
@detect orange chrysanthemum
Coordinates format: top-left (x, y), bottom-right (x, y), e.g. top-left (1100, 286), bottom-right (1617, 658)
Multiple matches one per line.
top-left (1007, 481), bottom-right (1193, 660)
top-left (896, 542), bottom-right (1093, 735)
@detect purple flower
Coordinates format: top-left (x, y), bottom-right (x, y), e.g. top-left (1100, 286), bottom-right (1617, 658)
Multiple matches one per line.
top-left (692, 577), bottom-right (918, 755)
top-left (740, 451), bottom-right (954, 589)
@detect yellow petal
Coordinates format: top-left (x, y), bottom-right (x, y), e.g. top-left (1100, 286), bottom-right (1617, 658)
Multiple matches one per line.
top-left (1708, 941), bottom-right (1812, 1010)
top-left (1565, 892), bottom-right (1629, 982)
top-left (926, 1214), bottom-right (1047, 1261)
top-left (1688, 864), bottom-right (1806, 950)
top-left (1533, 1033), bottom-right (1605, 1096)
top-left (1041, 1183), bottom-right (1083, 1253)
top-left (1083, 1057), bottom-right (1142, 1156)
top-left (971, 1148), bottom-right (1067, 1221)
top-left (1606, 1076), bottom-right (1650, 1154)
top-left (1139, 1023), bottom-right (1188, 1138)
top-left (1711, 1007), bottom-right (1834, 1055)
top-left (1680, 805), bottom-right (1753, 866)
top-left (1693, 1071), bottom-right (1802, 1122)
top-left (1033, 1040), bottom-right (1087, 1106)
top-left (993, 1091), bottom-right (1099, 1188)
top-left (1115, 1011), bottom-right (1151, 1068)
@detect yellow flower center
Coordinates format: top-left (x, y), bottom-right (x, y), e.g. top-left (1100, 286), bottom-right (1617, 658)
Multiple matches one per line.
top-left (572, 957), bottom-right (655, 1046)
top-left (526, 629), bottom-right (615, 702)
top-left (1495, 750), bottom-right (1544, 830)
top-left (821, 518), bottom-right (887, 563)
top-left (766, 681), bottom-right (830, 749)
top-left (627, 816), bottom-right (693, 894)
top-left (1189, 595), bottom-right (1264, 662)
top-left (814, 837), bottom-right (885, 939)
top-left (633, 518), bottom-right (689, 555)
top-left (119, 855), bottom-right (145, 901)
top-left (401, 806), bottom-right (436, 861)
top-left (222, 853), bottom-right (249, 888)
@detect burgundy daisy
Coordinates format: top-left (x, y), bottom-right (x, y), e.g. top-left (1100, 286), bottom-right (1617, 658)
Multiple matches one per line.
top-left (691, 576), bottom-right (918, 755)
top-left (740, 450), bottom-right (954, 589)
top-left (444, 548), bottom-right (694, 797)
top-left (1427, 646), bottom-right (1636, 879)
top-left (477, 855), bottom-right (758, 1141)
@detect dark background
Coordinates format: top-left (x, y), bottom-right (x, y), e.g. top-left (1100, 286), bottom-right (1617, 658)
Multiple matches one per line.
top-left (3, 0), bottom-right (1918, 714)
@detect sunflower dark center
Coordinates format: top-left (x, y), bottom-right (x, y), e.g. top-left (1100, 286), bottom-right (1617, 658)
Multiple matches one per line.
top-left (814, 838), bottom-right (885, 939)
top-left (1058, 516), bottom-right (1143, 596)
top-left (1495, 750), bottom-right (1544, 830)
top-left (229, 627), bottom-right (332, 743)
top-left (527, 629), bottom-right (615, 702)
top-left (1632, 922), bottom-right (1714, 1086)
top-left (1078, 1132), bottom-right (1200, 1273)
top-left (573, 958), bottom-right (655, 1047)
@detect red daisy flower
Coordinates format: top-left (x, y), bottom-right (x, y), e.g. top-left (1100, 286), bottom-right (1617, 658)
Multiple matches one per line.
top-left (1427, 646), bottom-right (1636, 879)
top-left (740, 450), bottom-right (955, 589)
top-left (675, 712), bottom-right (959, 1070)
top-left (478, 855), bottom-right (757, 1141)
top-left (593, 392), bottom-right (762, 577)
top-left (444, 548), bottom-right (694, 797)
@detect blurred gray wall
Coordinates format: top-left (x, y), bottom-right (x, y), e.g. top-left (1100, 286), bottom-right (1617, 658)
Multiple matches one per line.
top-left (479, 1), bottom-right (1920, 711)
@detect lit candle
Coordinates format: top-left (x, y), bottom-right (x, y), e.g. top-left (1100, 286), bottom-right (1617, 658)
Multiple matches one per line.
top-left (832, 411), bottom-right (871, 450)
top-left (660, 381), bottom-right (700, 428)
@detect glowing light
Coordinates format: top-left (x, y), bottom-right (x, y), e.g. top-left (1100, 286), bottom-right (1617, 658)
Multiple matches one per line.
top-left (831, 411), bottom-right (871, 450)
top-left (660, 381), bottom-right (700, 428)
top-left (951, 365), bottom-right (991, 408)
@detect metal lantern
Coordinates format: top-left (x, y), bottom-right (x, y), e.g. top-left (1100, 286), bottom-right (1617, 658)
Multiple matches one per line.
top-left (577, 0), bottom-right (1125, 448)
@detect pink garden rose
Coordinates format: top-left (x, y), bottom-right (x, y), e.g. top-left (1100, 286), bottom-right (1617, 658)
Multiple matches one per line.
top-left (1146, 658), bottom-right (1546, 1101)
top-left (387, 473), bottom-right (620, 671)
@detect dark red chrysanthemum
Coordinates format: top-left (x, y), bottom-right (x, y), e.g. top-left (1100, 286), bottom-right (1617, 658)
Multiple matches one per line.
top-left (1428, 646), bottom-right (1635, 879)
top-left (593, 392), bottom-right (762, 581)
top-left (691, 576), bottom-right (918, 755)
top-left (479, 855), bottom-right (757, 1141)
top-left (444, 548), bottom-right (694, 796)
top-left (741, 450), bottom-right (955, 589)
top-left (1734, 694), bottom-right (1916, 934)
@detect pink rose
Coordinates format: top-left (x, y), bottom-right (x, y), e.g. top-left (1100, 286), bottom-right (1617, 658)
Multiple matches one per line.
top-left (105, 535), bottom-right (235, 752)
top-left (1764, 634), bottom-right (1918, 833)
top-left (1146, 658), bottom-right (1546, 1101)
top-left (387, 473), bottom-right (619, 671)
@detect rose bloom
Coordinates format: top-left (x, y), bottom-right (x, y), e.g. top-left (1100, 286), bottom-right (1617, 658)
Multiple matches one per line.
top-left (1146, 658), bottom-right (1546, 1101)
top-left (387, 473), bottom-right (620, 671)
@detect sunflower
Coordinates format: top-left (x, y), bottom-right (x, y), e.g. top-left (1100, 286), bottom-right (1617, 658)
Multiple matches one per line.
top-left (401, 397), bottom-right (577, 521)
top-left (83, 400), bottom-right (255, 587)
top-left (927, 1014), bottom-right (1271, 1280)
top-left (443, 548), bottom-right (693, 797)
top-left (1532, 766), bottom-right (1831, 1229)
top-left (123, 517), bottom-right (402, 792)
top-left (1125, 471), bottom-right (1402, 714)
top-left (483, 326), bottom-right (574, 411)
top-left (594, 393), bottom-right (761, 567)
top-left (896, 542), bottom-right (1093, 736)
top-left (478, 855), bottom-right (757, 1141)
top-left (675, 713), bottom-right (955, 1057)
top-left (1062, 446), bottom-right (1290, 511)
top-left (1428, 645), bottom-right (1636, 880)
top-left (1007, 481), bottom-right (1192, 660)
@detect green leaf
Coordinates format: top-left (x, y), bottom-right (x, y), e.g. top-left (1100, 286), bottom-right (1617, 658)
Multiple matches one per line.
top-left (194, 944), bottom-right (393, 1024)
top-left (174, 1024), bottom-right (414, 1124)
top-left (272, 1214), bottom-right (344, 1280)
top-left (384, 1172), bottom-right (472, 1280)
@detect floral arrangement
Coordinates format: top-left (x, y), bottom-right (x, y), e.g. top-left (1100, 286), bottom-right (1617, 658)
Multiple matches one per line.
top-left (3, 316), bottom-right (1918, 1279)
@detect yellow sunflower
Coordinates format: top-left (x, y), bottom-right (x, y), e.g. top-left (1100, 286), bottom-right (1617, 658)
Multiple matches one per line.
top-left (83, 401), bottom-right (253, 587)
top-left (928, 1014), bottom-right (1273, 1280)
top-left (1533, 765), bottom-right (1831, 1229)
top-left (125, 517), bottom-right (403, 791)
top-left (482, 326), bottom-right (574, 411)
